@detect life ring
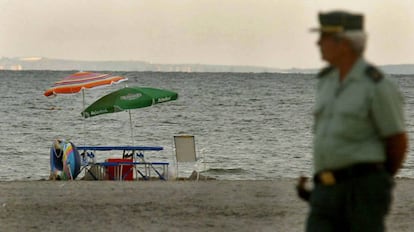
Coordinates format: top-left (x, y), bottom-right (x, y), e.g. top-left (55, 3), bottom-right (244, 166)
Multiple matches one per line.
top-left (50, 139), bottom-right (81, 180)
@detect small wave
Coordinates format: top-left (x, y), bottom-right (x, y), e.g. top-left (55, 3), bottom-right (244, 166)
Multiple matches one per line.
top-left (204, 168), bottom-right (246, 174)
top-left (26, 106), bottom-right (62, 110)
top-left (159, 120), bottom-right (179, 125)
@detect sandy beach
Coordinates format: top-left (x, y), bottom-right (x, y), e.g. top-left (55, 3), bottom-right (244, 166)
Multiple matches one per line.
top-left (0, 178), bottom-right (413, 232)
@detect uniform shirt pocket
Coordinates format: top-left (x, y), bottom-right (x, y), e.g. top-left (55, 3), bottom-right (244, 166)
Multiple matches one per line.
top-left (333, 106), bottom-right (372, 141)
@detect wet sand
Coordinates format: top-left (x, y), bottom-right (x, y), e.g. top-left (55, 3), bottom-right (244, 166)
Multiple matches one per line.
top-left (0, 178), bottom-right (413, 232)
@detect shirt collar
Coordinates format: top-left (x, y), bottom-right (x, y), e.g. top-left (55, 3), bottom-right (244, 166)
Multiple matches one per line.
top-left (342, 57), bottom-right (367, 83)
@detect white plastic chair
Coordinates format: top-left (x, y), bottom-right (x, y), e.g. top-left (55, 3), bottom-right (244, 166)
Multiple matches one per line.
top-left (173, 135), bottom-right (203, 180)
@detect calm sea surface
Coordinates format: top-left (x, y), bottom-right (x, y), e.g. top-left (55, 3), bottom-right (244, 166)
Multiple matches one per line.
top-left (1, 70), bottom-right (413, 180)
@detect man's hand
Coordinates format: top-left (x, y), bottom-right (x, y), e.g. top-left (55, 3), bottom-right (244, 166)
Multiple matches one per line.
top-left (385, 132), bottom-right (408, 176)
top-left (296, 176), bottom-right (311, 202)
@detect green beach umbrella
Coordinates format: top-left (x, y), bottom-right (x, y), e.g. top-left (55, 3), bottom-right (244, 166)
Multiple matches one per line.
top-left (81, 86), bottom-right (178, 143)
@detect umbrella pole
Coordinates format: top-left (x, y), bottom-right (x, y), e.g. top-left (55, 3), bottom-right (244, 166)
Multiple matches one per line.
top-left (129, 110), bottom-right (134, 146)
top-left (82, 89), bottom-right (86, 146)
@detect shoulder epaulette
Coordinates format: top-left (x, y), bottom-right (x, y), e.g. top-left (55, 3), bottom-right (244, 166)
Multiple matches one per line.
top-left (365, 65), bottom-right (384, 83)
top-left (317, 66), bottom-right (334, 78)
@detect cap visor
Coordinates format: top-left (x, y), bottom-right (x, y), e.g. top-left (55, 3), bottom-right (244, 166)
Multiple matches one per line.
top-left (309, 27), bottom-right (321, 32)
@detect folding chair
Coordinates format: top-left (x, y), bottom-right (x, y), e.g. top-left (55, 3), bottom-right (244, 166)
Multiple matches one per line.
top-left (173, 135), bottom-right (203, 180)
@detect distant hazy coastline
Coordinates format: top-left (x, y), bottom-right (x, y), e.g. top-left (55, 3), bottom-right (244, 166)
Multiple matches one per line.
top-left (1, 57), bottom-right (414, 74)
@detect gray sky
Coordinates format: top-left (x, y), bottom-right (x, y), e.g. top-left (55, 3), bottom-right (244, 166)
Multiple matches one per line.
top-left (1, 0), bottom-right (413, 69)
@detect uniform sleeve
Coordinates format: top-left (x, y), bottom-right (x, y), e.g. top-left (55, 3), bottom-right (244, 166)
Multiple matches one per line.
top-left (371, 79), bottom-right (406, 137)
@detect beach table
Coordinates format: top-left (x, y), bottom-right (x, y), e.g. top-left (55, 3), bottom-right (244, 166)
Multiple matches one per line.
top-left (78, 146), bottom-right (169, 181)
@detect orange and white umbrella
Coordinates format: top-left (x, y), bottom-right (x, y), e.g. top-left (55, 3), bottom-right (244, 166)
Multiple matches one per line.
top-left (44, 71), bottom-right (127, 97)
top-left (44, 72), bottom-right (128, 145)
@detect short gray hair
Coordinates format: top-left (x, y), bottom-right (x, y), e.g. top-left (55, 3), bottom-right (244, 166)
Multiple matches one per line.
top-left (337, 31), bottom-right (367, 54)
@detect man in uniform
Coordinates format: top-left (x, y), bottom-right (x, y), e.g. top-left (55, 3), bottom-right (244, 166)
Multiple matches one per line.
top-left (299, 10), bottom-right (408, 232)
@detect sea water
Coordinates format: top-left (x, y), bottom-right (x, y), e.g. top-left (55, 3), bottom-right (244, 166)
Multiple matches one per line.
top-left (0, 70), bottom-right (413, 180)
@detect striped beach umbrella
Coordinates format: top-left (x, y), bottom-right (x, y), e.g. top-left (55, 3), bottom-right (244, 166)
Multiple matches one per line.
top-left (44, 71), bottom-right (127, 97)
top-left (44, 72), bottom-right (128, 145)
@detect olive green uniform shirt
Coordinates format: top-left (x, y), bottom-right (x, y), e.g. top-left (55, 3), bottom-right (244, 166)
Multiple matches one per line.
top-left (313, 58), bottom-right (406, 173)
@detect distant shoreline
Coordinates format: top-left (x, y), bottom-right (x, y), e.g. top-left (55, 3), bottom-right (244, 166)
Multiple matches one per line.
top-left (1, 57), bottom-right (414, 74)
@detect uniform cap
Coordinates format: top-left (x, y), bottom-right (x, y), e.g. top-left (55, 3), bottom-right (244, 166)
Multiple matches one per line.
top-left (311, 11), bottom-right (364, 33)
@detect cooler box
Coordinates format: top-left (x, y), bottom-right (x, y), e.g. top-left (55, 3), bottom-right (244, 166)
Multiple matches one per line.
top-left (105, 158), bottom-right (134, 180)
